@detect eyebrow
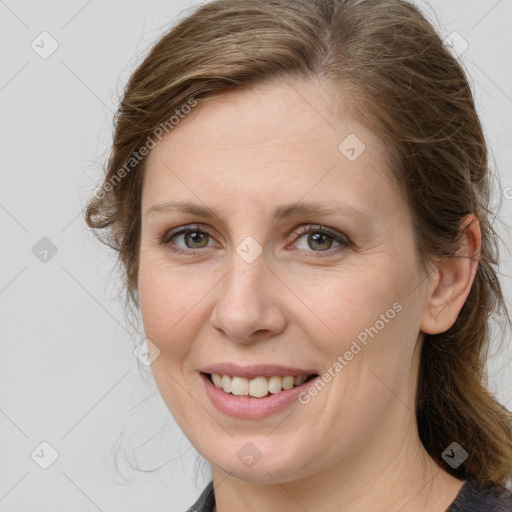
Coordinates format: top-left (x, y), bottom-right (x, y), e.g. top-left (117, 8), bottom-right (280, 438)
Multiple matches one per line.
top-left (146, 200), bottom-right (372, 226)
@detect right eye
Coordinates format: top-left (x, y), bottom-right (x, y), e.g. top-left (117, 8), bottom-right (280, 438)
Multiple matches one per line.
top-left (162, 224), bottom-right (217, 254)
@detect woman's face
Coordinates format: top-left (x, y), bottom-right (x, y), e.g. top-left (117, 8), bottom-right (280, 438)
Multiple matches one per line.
top-left (138, 79), bottom-right (433, 484)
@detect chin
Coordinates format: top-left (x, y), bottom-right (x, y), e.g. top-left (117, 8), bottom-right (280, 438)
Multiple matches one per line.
top-left (200, 436), bottom-right (316, 484)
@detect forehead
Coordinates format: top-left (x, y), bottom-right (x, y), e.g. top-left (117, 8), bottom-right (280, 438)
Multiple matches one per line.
top-left (142, 79), bottom-right (399, 220)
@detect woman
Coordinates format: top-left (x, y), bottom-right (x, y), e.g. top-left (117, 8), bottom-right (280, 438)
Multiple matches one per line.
top-left (85, 0), bottom-right (512, 510)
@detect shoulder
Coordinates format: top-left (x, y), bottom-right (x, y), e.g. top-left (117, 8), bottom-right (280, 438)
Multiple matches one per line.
top-left (186, 480), bottom-right (215, 512)
top-left (446, 479), bottom-right (512, 511)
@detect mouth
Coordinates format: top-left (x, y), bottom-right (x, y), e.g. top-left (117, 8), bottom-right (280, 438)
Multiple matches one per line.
top-left (200, 370), bottom-right (321, 419)
top-left (199, 363), bottom-right (321, 418)
top-left (201, 372), bottom-right (319, 398)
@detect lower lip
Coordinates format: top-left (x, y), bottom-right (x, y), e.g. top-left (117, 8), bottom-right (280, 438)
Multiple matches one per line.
top-left (200, 373), bottom-right (319, 419)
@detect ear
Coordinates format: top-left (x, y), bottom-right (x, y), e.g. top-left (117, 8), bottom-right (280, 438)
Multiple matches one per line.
top-left (420, 214), bottom-right (481, 335)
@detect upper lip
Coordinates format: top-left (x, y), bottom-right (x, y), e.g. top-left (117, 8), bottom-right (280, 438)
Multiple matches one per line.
top-left (200, 363), bottom-right (317, 379)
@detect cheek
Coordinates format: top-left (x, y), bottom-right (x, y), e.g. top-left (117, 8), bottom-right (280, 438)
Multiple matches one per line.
top-left (302, 262), bottom-right (420, 407)
top-left (320, 274), bottom-right (421, 410)
top-left (138, 257), bottom-right (215, 364)
top-left (301, 267), bottom-right (404, 354)
top-left (138, 259), bottom-right (185, 356)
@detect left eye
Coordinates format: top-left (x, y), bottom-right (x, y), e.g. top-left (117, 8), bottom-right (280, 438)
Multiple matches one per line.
top-left (292, 225), bottom-right (350, 253)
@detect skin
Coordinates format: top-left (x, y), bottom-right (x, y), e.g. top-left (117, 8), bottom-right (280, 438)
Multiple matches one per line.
top-left (138, 78), bottom-right (480, 511)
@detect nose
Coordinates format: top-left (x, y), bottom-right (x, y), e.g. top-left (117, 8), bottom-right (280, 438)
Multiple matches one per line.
top-left (210, 254), bottom-right (287, 344)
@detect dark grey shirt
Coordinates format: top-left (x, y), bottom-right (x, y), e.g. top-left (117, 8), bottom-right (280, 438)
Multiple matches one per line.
top-left (187, 479), bottom-right (512, 511)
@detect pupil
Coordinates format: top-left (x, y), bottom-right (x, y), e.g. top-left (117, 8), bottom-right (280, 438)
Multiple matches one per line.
top-left (310, 232), bottom-right (331, 251)
top-left (187, 232), bottom-right (206, 248)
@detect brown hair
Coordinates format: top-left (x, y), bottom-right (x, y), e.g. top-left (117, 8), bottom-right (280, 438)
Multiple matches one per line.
top-left (85, 0), bottom-right (512, 486)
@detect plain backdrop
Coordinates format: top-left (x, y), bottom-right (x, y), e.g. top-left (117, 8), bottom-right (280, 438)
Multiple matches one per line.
top-left (1, 1), bottom-right (511, 510)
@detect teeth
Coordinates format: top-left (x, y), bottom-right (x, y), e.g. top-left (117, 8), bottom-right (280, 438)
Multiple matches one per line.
top-left (281, 376), bottom-right (295, 390)
top-left (210, 373), bottom-right (312, 397)
top-left (249, 376), bottom-right (268, 397)
top-left (268, 376), bottom-right (282, 394)
top-left (211, 373), bottom-right (222, 388)
top-left (221, 374), bottom-right (232, 393)
top-left (231, 376), bottom-right (249, 396)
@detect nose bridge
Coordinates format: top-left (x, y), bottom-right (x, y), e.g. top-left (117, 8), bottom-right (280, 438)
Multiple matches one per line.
top-left (221, 210), bottom-right (268, 298)
top-left (228, 257), bottom-right (261, 300)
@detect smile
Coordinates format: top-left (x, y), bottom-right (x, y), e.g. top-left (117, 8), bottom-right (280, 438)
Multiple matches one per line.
top-left (200, 371), bottom-right (320, 419)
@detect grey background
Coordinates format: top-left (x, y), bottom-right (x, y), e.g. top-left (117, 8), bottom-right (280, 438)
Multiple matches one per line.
top-left (1, 1), bottom-right (511, 510)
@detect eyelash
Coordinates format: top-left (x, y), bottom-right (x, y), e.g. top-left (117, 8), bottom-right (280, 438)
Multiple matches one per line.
top-left (161, 224), bottom-right (351, 257)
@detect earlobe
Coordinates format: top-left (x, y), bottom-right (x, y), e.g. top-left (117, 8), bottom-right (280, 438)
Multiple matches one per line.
top-left (420, 214), bottom-right (481, 335)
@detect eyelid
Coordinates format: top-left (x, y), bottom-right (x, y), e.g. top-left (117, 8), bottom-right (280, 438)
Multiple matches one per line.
top-left (161, 223), bottom-right (208, 244)
top-left (292, 224), bottom-right (350, 244)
